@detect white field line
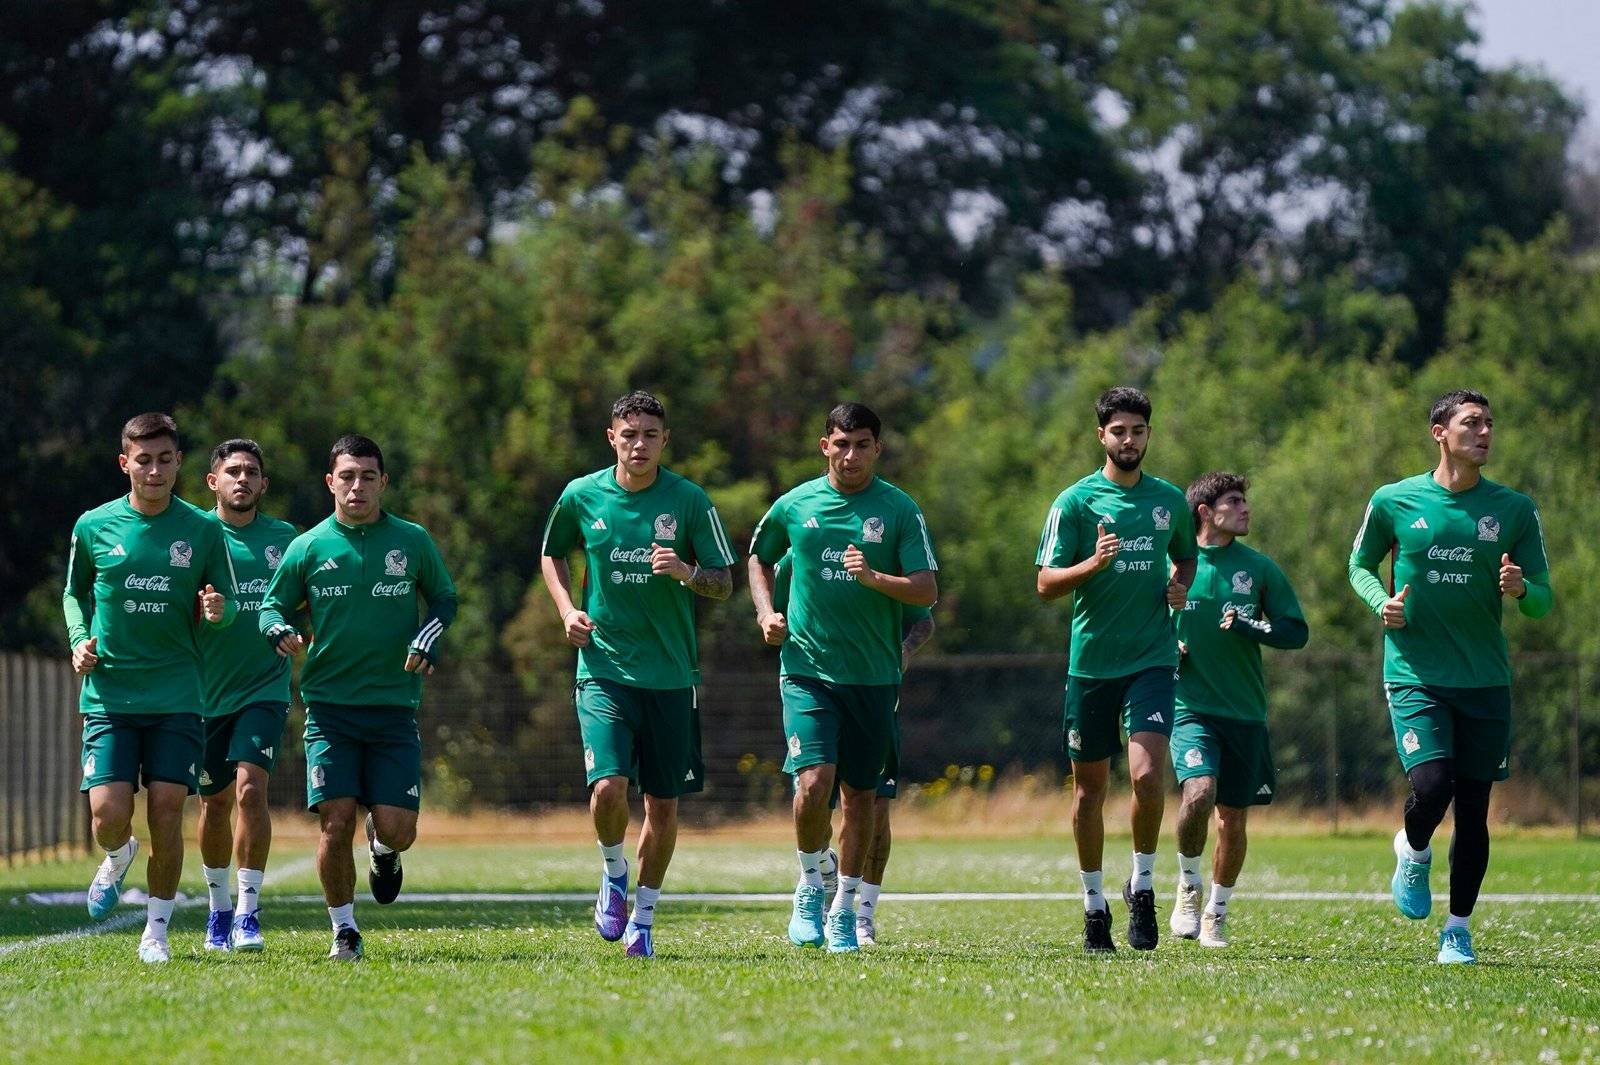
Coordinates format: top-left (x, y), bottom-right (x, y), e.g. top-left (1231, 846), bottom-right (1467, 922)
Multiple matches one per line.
top-left (269, 890), bottom-right (1600, 906)
top-left (0, 856), bottom-right (316, 958)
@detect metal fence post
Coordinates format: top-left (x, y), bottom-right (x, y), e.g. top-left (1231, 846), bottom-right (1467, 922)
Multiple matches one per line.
top-left (1574, 659), bottom-right (1584, 839)
top-left (1327, 665), bottom-right (1340, 833)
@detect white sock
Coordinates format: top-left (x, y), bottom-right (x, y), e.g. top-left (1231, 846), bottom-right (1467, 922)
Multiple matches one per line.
top-left (106, 837), bottom-right (136, 873)
top-left (144, 896), bottom-right (175, 941)
top-left (203, 864), bottom-right (232, 912)
top-left (1080, 869), bottom-right (1107, 912)
top-left (1444, 914), bottom-right (1470, 932)
top-left (818, 848), bottom-right (838, 878)
top-left (1132, 851), bottom-right (1156, 892)
top-left (631, 886), bottom-right (660, 928)
top-left (371, 837), bottom-right (395, 856)
top-left (797, 848), bottom-right (825, 889)
top-left (829, 874), bottom-right (862, 915)
top-left (599, 841), bottom-right (627, 879)
top-left (237, 868), bottom-right (264, 916)
top-left (1400, 830), bottom-right (1432, 863)
top-left (329, 903), bottom-right (357, 932)
top-left (1207, 883), bottom-right (1233, 915)
top-left (858, 882), bottom-right (882, 920)
top-left (1177, 852), bottom-right (1202, 888)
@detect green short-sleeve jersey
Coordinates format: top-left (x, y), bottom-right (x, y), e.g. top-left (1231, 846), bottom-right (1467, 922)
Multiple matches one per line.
top-left (258, 511), bottom-right (458, 710)
top-left (751, 476), bottom-right (938, 686)
top-left (1036, 470), bottom-right (1198, 679)
top-left (62, 496), bottom-right (240, 715)
top-left (1349, 473), bottom-right (1548, 687)
top-left (541, 467), bottom-right (738, 689)
top-left (1176, 541), bottom-right (1305, 723)
top-left (773, 550), bottom-right (931, 633)
top-left (199, 510), bottom-right (298, 717)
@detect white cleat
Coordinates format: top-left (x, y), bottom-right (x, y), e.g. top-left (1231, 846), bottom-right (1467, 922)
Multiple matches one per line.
top-left (1169, 881), bottom-right (1202, 939)
top-left (855, 913), bottom-right (877, 947)
top-left (137, 936), bottom-right (171, 964)
top-left (1199, 910), bottom-right (1230, 948)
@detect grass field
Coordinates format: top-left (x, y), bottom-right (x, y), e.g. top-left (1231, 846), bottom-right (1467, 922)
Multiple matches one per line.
top-left (3, 830), bottom-right (1598, 1064)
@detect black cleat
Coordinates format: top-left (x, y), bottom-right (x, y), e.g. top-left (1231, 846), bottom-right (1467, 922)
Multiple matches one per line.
top-left (366, 813), bottom-right (403, 905)
top-left (1123, 880), bottom-right (1158, 951)
top-left (328, 926), bottom-right (364, 961)
top-left (1083, 906), bottom-right (1116, 953)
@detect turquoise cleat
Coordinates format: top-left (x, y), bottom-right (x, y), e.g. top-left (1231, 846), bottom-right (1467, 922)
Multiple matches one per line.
top-left (1390, 829), bottom-right (1431, 919)
top-left (825, 907), bottom-right (859, 953)
top-left (787, 884), bottom-right (826, 948)
top-left (86, 838), bottom-right (138, 921)
top-left (1437, 926), bottom-right (1477, 964)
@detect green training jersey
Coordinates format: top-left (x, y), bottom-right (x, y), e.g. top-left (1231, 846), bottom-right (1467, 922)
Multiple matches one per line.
top-left (63, 495), bottom-right (240, 716)
top-left (773, 550), bottom-right (931, 633)
top-left (751, 475), bottom-right (938, 686)
top-left (199, 510), bottom-right (298, 717)
top-left (1036, 470), bottom-right (1198, 680)
top-left (258, 511), bottom-right (458, 710)
top-left (1349, 473), bottom-right (1548, 688)
top-left (541, 466), bottom-right (738, 690)
top-left (1175, 540), bottom-right (1307, 723)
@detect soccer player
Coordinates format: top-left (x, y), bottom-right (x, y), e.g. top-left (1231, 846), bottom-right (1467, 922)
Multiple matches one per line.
top-left (63, 412), bottom-right (237, 964)
top-left (1035, 386), bottom-right (1196, 953)
top-left (749, 402), bottom-right (938, 953)
top-left (195, 439), bottom-right (298, 952)
top-left (1168, 473), bottom-right (1307, 948)
top-left (258, 434), bottom-right (458, 962)
top-left (1349, 389), bottom-right (1551, 964)
top-left (540, 391), bottom-right (738, 959)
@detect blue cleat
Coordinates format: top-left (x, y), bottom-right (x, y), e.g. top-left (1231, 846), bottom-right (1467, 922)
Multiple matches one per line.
top-left (1437, 926), bottom-right (1476, 964)
top-left (825, 907), bottom-right (859, 953)
top-left (1391, 829), bottom-right (1432, 919)
top-left (624, 921), bottom-right (654, 958)
top-left (594, 868), bottom-right (628, 942)
top-left (205, 909), bottom-right (234, 952)
top-left (231, 911), bottom-right (265, 952)
top-left (86, 838), bottom-right (138, 921)
top-left (787, 884), bottom-right (826, 948)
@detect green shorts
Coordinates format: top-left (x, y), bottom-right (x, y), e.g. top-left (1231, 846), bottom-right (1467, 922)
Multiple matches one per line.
top-left (80, 712), bottom-right (203, 794)
top-left (575, 678), bottom-right (704, 798)
top-left (785, 709), bottom-right (900, 803)
top-left (200, 701), bottom-right (289, 795)
top-left (303, 703), bottom-right (422, 811)
top-left (1063, 666), bottom-right (1176, 763)
top-left (1170, 710), bottom-right (1275, 807)
top-left (781, 676), bottom-right (899, 792)
top-left (1385, 683), bottom-right (1511, 781)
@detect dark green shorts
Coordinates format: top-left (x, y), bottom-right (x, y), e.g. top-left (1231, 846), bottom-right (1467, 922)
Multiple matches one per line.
top-left (787, 708), bottom-right (900, 804)
top-left (781, 676), bottom-right (899, 792)
top-left (80, 712), bottom-right (202, 794)
top-left (575, 678), bottom-right (704, 798)
top-left (200, 701), bottom-right (289, 795)
top-left (1170, 710), bottom-right (1275, 807)
top-left (303, 703), bottom-right (422, 811)
top-left (1063, 666), bottom-right (1176, 763)
top-left (1385, 683), bottom-right (1511, 781)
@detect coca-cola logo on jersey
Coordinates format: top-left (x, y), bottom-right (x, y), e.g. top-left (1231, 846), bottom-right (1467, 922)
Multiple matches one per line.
top-left (609, 547), bottom-right (652, 564)
top-left (1122, 536), bottom-right (1156, 552)
top-left (820, 548), bottom-right (848, 563)
top-left (237, 578), bottom-right (270, 594)
top-left (370, 580), bottom-right (413, 598)
top-left (1426, 545), bottom-right (1474, 562)
top-left (124, 574), bottom-right (172, 591)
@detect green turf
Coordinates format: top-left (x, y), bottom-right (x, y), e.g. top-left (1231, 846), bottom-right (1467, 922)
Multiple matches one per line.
top-left (3, 833), bottom-right (1598, 1063)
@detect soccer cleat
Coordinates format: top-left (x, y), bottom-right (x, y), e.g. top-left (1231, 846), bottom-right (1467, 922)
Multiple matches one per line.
top-left (205, 909), bottom-right (234, 952)
top-left (787, 884), bottom-right (826, 948)
top-left (1083, 906), bottom-right (1116, 953)
top-left (821, 848), bottom-right (840, 910)
top-left (594, 869), bottom-right (629, 942)
top-left (1390, 829), bottom-right (1432, 919)
top-left (328, 926), bottom-right (363, 961)
top-left (623, 921), bottom-right (654, 958)
top-left (231, 911), bottom-right (265, 952)
top-left (366, 814), bottom-right (403, 905)
top-left (1437, 926), bottom-right (1476, 964)
top-left (1123, 880), bottom-right (1159, 951)
top-left (825, 907), bottom-right (859, 953)
top-left (137, 936), bottom-right (170, 964)
top-left (86, 837), bottom-right (138, 920)
top-left (855, 913), bottom-right (877, 947)
top-left (1199, 910), bottom-right (1230, 948)
top-left (1169, 881), bottom-right (1201, 940)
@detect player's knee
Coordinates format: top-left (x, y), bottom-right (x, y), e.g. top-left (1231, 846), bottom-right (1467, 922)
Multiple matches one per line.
top-left (591, 776), bottom-right (629, 810)
top-left (236, 776), bottom-right (267, 812)
top-left (1407, 759), bottom-right (1454, 811)
top-left (380, 821), bottom-right (417, 851)
top-left (1129, 764), bottom-right (1164, 801)
top-left (319, 803), bottom-right (358, 840)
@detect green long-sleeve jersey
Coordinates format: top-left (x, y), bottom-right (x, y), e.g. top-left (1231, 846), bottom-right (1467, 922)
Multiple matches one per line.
top-left (63, 495), bottom-right (239, 715)
top-left (199, 510), bottom-right (298, 717)
top-left (258, 511), bottom-right (457, 710)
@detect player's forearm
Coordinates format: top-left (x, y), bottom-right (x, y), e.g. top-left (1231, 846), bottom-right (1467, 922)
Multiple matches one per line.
top-left (1234, 613), bottom-right (1309, 650)
top-left (865, 570), bottom-right (937, 607)
top-left (541, 557), bottom-right (580, 617)
top-left (901, 617), bottom-right (935, 659)
top-left (1348, 559), bottom-right (1389, 614)
top-left (1171, 558), bottom-right (1197, 590)
top-left (747, 558), bottom-right (778, 617)
top-left (684, 565), bottom-right (733, 601)
top-left (1037, 559), bottom-right (1098, 601)
top-left (1517, 572), bottom-right (1553, 619)
top-left (62, 592), bottom-right (92, 648)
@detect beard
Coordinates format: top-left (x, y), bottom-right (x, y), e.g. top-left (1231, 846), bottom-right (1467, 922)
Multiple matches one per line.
top-left (224, 495), bottom-right (260, 513)
top-left (1108, 448), bottom-right (1144, 472)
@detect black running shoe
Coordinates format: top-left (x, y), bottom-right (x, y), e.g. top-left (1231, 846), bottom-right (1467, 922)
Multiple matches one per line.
top-left (1123, 879), bottom-right (1158, 951)
top-left (366, 813), bottom-right (403, 905)
top-left (328, 926), bottom-right (364, 961)
top-left (1083, 906), bottom-right (1116, 954)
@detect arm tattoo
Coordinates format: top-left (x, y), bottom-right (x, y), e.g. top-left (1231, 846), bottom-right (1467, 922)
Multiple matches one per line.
top-left (901, 618), bottom-right (935, 658)
top-left (685, 565), bottom-right (733, 601)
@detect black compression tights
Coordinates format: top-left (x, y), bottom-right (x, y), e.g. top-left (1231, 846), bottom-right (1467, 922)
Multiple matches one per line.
top-left (1403, 759), bottom-right (1493, 918)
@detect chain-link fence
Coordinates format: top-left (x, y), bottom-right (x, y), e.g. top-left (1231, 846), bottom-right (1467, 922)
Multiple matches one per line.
top-left (1, 654), bottom-right (91, 862)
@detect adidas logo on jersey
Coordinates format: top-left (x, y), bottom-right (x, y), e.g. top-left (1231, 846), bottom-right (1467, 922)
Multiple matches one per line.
top-left (803, 517), bottom-right (820, 528)
top-left (1410, 517), bottom-right (1429, 530)
top-left (591, 518), bottom-right (606, 530)
top-left (108, 544), bottom-right (126, 557)
top-left (317, 558), bottom-right (340, 572)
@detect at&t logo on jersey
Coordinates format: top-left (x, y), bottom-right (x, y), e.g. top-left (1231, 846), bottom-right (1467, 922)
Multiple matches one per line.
top-left (264, 544), bottom-right (283, 569)
top-left (384, 549), bottom-right (408, 576)
top-left (1113, 535), bottom-right (1156, 572)
top-left (1231, 571), bottom-right (1253, 595)
top-left (1477, 515), bottom-right (1501, 542)
top-left (169, 541), bottom-right (193, 568)
top-left (1151, 507), bottom-right (1171, 530)
top-left (653, 513), bottom-right (678, 541)
top-left (862, 516), bottom-right (885, 543)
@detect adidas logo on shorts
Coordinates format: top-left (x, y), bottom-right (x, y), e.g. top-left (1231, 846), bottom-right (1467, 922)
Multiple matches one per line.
top-left (1148, 712), bottom-right (1164, 724)
top-left (1257, 784), bottom-right (1272, 796)
top-left (406, 785), bottom-right (420, 797)
top-left (684, 769), bottom-right (695, 782)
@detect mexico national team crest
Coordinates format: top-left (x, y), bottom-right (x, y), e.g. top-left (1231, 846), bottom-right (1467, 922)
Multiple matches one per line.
top-left (861, 516), bottom-right (885, 543)
top-left (1231, 571), bottom-right (1254, 596)
top-left (169, 540), bottom-right (193, 568)
top-left (264, 544), bottom-right (283, 570)
top-left (384, 549), bottom-right (408, 576)
top-left (1477, 515), bottom-right (1501, 542)
top-left (1152, 506), bottom-right (1171, 530)
top-left (1067, 729), bottom-right (1082, 751)
top-left (1184, 748), bottom-right (1204, 768)
top-left (653, 513), bottom-right (678, 541)
top-left (1402, 729), bottom-right (1421, 755)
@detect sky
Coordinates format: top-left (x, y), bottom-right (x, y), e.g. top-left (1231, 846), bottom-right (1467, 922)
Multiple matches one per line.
top-left (1468, 0), bottom-right (1600, 147)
